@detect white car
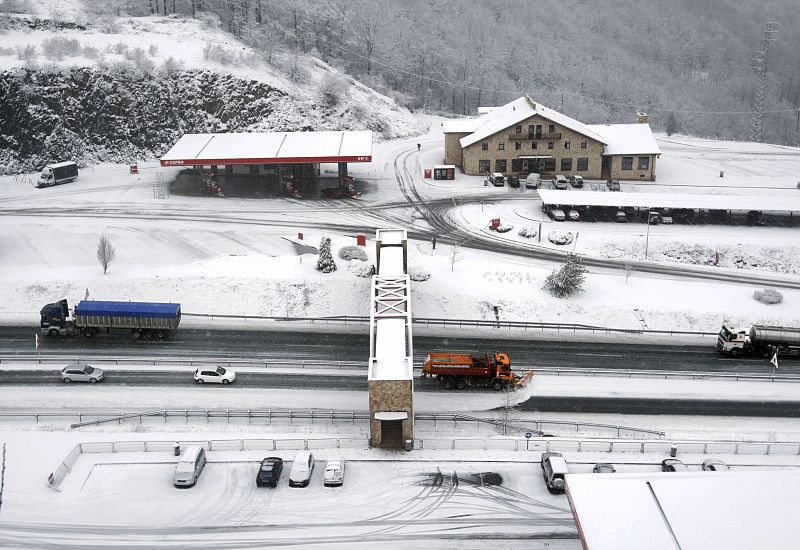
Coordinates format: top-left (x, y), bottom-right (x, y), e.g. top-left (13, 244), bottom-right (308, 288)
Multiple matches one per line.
top-left (61, 363), bottom-right (104, 383)
top-left (553, 174), bottom-right (568, 189)
top-left (193, 366), bottom-right (236, 384)
top-left (324, 459), bottom-right (345, 487)
top-left (289, 451), bottom-right (315, 487)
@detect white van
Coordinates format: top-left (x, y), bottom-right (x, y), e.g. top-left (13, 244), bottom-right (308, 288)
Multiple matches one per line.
top-left (173, 446), bottom-right (207, 488)
top-left (525, 173), bottom-right (541, 189)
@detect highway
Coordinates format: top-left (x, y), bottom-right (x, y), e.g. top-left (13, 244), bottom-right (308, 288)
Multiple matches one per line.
top-left (2, 326), bottom-right (790, 375)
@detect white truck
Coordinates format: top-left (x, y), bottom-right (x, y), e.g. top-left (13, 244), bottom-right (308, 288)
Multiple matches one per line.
top-left (37, 161), bottom-right (79, 188)
top-left (717, 324), bottom-right (800, 358)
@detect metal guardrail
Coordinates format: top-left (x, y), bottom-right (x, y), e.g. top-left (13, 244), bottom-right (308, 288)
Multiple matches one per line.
top-left (181, 312), bottom-right (718, 337)
top-left (0, 408), bottom-right (663, 437)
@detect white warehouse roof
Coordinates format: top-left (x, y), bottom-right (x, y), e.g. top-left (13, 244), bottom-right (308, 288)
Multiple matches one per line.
top-left (586, 123), bottom-right (662, 155)
top-left (538, 190), bottom-right (800, 212)
top-left (160, 130), bottom-right (373, 166)
top-left (567, 471), bottom-right (800, 550)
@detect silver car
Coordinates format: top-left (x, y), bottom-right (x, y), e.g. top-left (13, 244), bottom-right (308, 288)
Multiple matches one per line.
top-left (324, 459), bottom-right (345, 487)
top-left (60, 363), bottom-right (104, 383)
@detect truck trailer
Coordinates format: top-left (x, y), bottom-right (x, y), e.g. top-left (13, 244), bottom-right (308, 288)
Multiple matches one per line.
top-left (421, 351), bottom-right (531, 390)
top-left (37, 161), bottom-right (79, 188)
top-left (40, 299), bottom-right (181, 339)
top-left (717, 324), bottom-right (800, 357)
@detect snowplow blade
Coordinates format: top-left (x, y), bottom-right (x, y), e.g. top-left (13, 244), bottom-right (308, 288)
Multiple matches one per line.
top-left (513, 370), bottom-right (534, 389)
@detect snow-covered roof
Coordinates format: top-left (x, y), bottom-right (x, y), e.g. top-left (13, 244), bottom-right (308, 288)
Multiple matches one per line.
top-left (477, 106), bottom-right (497, 114)
top-left (587, 123), bottom-right (662, 155)
top-left (538, 190), bottom-right (800, 212)
top-left (567, 471), bottom-right (800, 550)
top-left (459, 96), bottom-right (607, 149)
top-left (160, 131), bottom-right (373, 166)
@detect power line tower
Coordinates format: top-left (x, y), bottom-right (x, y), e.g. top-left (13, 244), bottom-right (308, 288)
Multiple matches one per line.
top-left (749, 22), bottom-right (777, 143)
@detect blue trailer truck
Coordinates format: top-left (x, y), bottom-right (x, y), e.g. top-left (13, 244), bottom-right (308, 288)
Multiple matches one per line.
top-left (40, 299), bottom-right (181, 339)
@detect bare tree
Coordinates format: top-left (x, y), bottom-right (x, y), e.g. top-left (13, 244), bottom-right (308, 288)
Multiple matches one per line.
top-left (623, 262), bottom-right (634, 284)
top-left (449, 241), bottom-right (463, 272)
top-left (96, 234), bottom-right (116, 275)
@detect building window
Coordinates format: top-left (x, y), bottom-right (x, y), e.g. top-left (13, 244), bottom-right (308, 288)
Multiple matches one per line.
top-left (498, 142), bottom-right (505, 151)
top-left (528, 124), bottom-right (535, 135)
top-left (621, 157), bottom-right (633, 170)
top-left (515, 142), bottom-right (521, 150)
top-left (548, 124), bottom-right (555, 133)
top-left (515, 125), bottom-right (522, 134)
top-left (482, 142), bottom-right (488, 151)
top-left (561, 158), bottom-right (572, 171)
top-left (225, 165), bottom-right (234, 176)
top-left (638, 156), bottom-right (650, 170)
top-left (512, 159), bottom-right (523, 172)
top-left (547, 141), bottom-right (555, 149)
top-left (580, 140), bottom-right (587, 149)
top-left (495, 159), bottom-right (507, 173)
top-left (543, 158), bottom-right (555, 172)
top-left (479, 160), bottom-right (490, 173)
top-left (577, 157), bottom-right (588, 171)
top-left (564, 140), bottom-right (571, 150)
top-left (532, 142), bottom-right (538, 150)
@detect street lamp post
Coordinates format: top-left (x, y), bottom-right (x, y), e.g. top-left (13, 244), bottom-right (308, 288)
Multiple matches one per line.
top-left (645, 209), bottom-right (651, 260)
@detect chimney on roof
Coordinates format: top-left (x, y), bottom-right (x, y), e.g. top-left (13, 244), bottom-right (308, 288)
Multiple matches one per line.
top-left (636, 112), bottom-right (649, 123)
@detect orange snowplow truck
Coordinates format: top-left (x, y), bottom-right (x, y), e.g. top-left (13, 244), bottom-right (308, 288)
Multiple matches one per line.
top-left (421, 351), bottom-right (531, 390)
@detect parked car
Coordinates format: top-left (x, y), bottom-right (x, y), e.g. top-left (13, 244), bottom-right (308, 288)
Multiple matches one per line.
top-left (606, 179), bottom-right (620, 191)
top-left (553, 174), bottom-right (568, 189)
top-left (660, 209), bottom-right (674, 224)
top-left (569, 175), bottom-right (584, 188)
top-left (702, 458), bottom-right (730, 472)
top-left (541, 452), bottom-right (568, 493)
top-left (525, 173), bottom-right (541, 189)
top-left (488, 172), bottom-right (505, 185)
top-left (193, 366), bottom-right (236, 384)
top-left (613, 209), bottom-right (628, 223)
top-left (60, 364), bottom-right (104, 383)
top-left (661, 458), bottom-right (689, 472)
top-left (507, 175), bottom-right (520, 188)
top-left (747, 210), bottom-right (766, 226)
top-left (323, 459), bottom-right (345, 487)
top-left (566, 208), bottom-right (581, 221)
top-left (289, 451), bottom-right (315, 487)
top-left (549, 208), bottom-right (566, 222)
top-left (592, 463), bottom-right (616, 473)
top-left (647, 211), bottom-right (661, 225)
top-left (256, 457), bottom-right (283, 487)
top-left (173, 446), bottom-right (206, 488)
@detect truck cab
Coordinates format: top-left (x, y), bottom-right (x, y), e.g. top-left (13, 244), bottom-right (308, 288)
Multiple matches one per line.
top-left (717, 325), bottom-right (748, 356)
top-left (40, 299), bottom-right (71, 336)
top-left (493, 352), bottom-right (513, 379)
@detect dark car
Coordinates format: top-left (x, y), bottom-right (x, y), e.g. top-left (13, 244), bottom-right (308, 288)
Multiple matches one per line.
top-left (606, 179), bottom-right (620, 191)
top-left (507, 175), bottom-right (520, 188)
top-left (746, 210), bottom-right (766, 226)
top-left (592, 463), bottom-right (616, 473)
top-left (256, 457), bottom-right (283, 487)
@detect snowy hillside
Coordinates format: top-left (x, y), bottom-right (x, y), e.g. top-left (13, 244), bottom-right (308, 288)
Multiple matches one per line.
top-left (0, 13), bottom-right (427, 172)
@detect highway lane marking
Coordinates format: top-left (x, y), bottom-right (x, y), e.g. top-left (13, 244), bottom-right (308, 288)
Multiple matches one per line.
top-left (574, 353), bottom-right (624, 358)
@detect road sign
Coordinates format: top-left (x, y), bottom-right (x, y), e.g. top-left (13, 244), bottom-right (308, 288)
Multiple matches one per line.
top-left (525, 432), bottom-right (532, 439)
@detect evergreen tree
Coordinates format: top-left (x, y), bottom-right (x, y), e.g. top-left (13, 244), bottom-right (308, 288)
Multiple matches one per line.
top-left (316, 237), bottom-right (336, 273)
top-left (544, 254), bottom-right (587, 298)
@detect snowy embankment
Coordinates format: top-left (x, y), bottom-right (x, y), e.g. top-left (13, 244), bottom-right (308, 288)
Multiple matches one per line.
top-left (0, 13), bottom-right (426, 172)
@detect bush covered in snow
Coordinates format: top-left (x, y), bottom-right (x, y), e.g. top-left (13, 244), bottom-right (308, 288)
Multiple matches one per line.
top-left (408, 267), bottom-right (431, 282)
top-left (338, 246), bottom-right (367, 261)
top-left (495, 223), bottom-right (513, 233)
top-left (754, 288), bottom-right (783, 305)
top-left (544, 254), bottom-right (587, 298)
top-left (518, 226), bottom-right (537, 238)
top-left (547, 231), bottom-right (574, 245)
top-left (346, 259), bottom-right (374, 278)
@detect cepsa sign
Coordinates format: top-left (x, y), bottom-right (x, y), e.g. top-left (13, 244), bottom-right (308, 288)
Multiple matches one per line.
top-left (163, 160), bottom-right (185, 166)
top-left (357, 156), bottom-right (371, 161)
